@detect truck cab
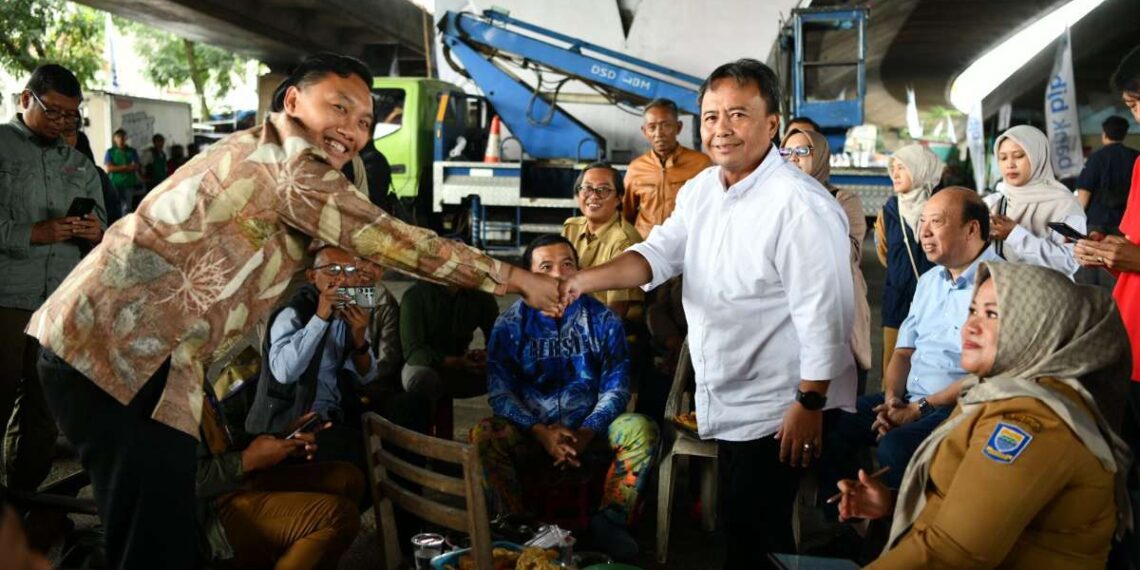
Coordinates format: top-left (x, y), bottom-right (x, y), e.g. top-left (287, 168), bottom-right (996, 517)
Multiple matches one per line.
top-left (371, 78), bottom-right (488, 217)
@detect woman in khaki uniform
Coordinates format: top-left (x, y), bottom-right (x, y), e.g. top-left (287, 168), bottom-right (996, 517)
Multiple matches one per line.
top-left (838, 262), bottom-right (1132, 569)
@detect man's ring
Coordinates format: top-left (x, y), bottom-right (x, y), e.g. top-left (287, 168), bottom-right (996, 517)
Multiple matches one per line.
top-left (803, 443), bottom-right (813, 450)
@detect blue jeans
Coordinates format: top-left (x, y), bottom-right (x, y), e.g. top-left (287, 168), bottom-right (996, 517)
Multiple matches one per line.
top-left (819, 393), bottom-right (951, 500)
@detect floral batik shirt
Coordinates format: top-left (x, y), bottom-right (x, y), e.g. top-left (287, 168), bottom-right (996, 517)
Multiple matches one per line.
top-left (27, 113), bottom-right (508, 438)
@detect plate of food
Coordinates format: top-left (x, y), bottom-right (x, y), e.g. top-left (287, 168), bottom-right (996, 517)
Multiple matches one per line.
top-left (434, 542), bottom-right (562, 570)
top-left (671, 411), bottom-right (698, 433)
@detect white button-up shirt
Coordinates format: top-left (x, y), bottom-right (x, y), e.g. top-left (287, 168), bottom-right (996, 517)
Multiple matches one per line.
top-left (628, 146), bottom-right (856, 441)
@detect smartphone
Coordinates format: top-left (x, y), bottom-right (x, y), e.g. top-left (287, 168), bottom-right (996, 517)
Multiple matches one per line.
top-left (337, 286), bottom-right (378, 308)
top-left (1047, 222), bottom-right (1088, 241)
top-left (285, 415), bottom-right (322, 440)
top-left (66, 197), bottom-right (97, 218)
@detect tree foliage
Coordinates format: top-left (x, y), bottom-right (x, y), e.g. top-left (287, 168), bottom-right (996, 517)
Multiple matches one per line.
top-left (115, 17), bottom-right (248, 118)
top-left (0, 0), bottom-right (104, 86)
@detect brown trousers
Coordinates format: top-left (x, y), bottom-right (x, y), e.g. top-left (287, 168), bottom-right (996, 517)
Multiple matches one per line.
top-left (0, 307), bottom-right (57, 493)
top-left (217, 461), bottom-right (364, 570)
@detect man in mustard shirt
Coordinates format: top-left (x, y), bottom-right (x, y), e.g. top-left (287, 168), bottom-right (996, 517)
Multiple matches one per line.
top-left (622, 98), bottom-right (712, 239)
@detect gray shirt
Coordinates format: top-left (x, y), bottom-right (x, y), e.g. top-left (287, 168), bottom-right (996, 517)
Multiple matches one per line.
top-left (0, 115), bottom-right (106, 311)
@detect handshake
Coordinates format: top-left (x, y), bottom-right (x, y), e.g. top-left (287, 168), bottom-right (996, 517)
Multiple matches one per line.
top-left (506, 267), bottom-right (587, 317)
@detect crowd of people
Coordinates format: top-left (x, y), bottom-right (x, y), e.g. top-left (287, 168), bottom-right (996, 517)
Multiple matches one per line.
top-left (1, 40), bottom-right (1140, 570)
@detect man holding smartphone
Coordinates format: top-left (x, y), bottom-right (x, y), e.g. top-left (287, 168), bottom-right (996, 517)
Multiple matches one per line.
top-left (0, 63), bottom-right (104, 532)
top-left (247, 244), bottom-right (429, 473)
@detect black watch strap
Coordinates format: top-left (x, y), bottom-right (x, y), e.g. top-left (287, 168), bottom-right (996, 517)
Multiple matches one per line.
top-left (795, 389), bottom-right (827, 411)
top-left (917, 397), bottom-right (934, 416)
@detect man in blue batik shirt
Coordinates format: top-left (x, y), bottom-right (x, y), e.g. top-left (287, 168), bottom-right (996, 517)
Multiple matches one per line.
top-left (471, 235), bottom-right (659, 560)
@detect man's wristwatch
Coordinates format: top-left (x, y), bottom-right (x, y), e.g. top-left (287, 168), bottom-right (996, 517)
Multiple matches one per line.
top-left (917, 397), bottom-right (934, 417)
top-left (795, 389), bottom-right (827, 411)
top-left (353, 341), bottom-right (371, 356)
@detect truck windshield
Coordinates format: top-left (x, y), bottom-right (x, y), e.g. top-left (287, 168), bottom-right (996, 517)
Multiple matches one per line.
top-left (372, 88), bottom-right (406, 139)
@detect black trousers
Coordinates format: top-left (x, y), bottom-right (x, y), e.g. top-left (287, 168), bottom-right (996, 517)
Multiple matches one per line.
top-left (1111, 381), bottom-right (1140, 570)
top-left (0, 307), bottom-right (57, 494)
top-left (717, 435), bottom-right (802, 569)
top-left (37, 350), bottom-right (197, 570)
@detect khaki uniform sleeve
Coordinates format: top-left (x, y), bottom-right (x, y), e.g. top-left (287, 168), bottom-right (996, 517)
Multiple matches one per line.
top-left (276, 151), bottom-right (508, 295)
top-left (875, 208), bottom-right (889, 267)
top-left (870, 402), bottom-right (1076, 570)
top-left (603, 235), bottom-right (645, 305)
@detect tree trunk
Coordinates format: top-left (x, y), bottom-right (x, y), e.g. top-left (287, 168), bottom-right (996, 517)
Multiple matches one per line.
top-left (182, 38), bottom-right (210, 119)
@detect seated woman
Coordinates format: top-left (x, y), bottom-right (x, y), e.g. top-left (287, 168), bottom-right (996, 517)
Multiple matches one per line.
top-left (837, 262), bottom-right (1131, 569)
top-left (562, 161), bottom-right (644, 320)
top-left (986, 125), bottom-right (1087, 277)
top-left (471, 235), bottom-right (659, 561)
top-left (781, 127), bottom-right (872, 389)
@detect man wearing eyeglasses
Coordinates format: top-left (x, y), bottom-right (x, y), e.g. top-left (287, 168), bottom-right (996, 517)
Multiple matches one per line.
top-left (0, 64), bottom-right (105, 516)
top-left (562, 161), bottom-right (644, 320)
top-left (622, 98), bottom-right (712, 240)
top-left (247, 244), bottom-right (427, 470)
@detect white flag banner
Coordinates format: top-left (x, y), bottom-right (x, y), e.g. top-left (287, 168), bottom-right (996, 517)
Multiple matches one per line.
top-left (997, 102), bottom-right (1012, 132)
top-left (906, 87), bottom-right (924, 138)
top-left (1045, 27), bottom-right (1083, 179)
top-left (967, 99), bottom-right (986, 192)
top-left (945, 115), bottom-right (958, 144)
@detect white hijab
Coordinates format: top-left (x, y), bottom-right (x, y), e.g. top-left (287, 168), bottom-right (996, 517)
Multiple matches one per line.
top-left (891, 144), bottom-right (943, 232)
top-left (993, 125), bottom-right (1084, 236)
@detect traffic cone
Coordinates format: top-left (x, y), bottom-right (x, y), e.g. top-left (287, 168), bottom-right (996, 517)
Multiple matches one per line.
top-left (483, 116), bottom-right (502, 163)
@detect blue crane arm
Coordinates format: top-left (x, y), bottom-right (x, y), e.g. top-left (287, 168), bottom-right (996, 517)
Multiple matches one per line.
top-left (439, 10), bottom-right (704, 161)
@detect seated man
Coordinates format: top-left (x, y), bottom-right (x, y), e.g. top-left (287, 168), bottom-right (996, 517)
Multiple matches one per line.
top-left (199, 395), bottom-right (362, 570)
top-left (562, 161), bottom-right (644, 320)
top-left (246, 244), bottom-right (429, 472)
top-left (399, 279), bottom-right (500, 402)
top-left (821, 188), bottom-right (997, 492)
top-left (470, 235), bottom-right (659, 560)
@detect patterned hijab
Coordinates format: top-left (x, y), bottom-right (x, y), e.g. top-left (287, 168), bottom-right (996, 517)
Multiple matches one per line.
top-left (888, 262), bottom-right (1133, 549)
top-left (780, 128), bottom-right (837, 194)
top-left (891, 144), bottom-right (943, 232)
top-left (993, 125), bottom-right (1084, 236)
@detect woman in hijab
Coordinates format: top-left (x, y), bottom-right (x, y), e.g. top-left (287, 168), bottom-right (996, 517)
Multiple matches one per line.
top-left (986, 125), bottom-right (1086, 276)
top-left (874, 144), bottom-right (943, 373)
top-left (836, 262), bottom-right (1131, 569)
top-left (781, 128), bottom-right (872, 388)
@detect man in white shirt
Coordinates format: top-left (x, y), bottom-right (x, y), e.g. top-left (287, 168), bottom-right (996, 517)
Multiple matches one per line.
top-left (559, 59), bottom-right (855, 566)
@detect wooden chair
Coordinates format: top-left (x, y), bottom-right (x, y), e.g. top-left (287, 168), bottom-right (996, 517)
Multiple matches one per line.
top-left (656, 339), bottom-right (718, 564)
top-left (362, 412), bottom-right (493, 570)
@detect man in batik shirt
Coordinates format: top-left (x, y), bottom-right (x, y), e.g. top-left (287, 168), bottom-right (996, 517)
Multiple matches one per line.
top-left (26, 54), bottom-right (560, 569)
top-left (470, 235), bottom-right (658, 561)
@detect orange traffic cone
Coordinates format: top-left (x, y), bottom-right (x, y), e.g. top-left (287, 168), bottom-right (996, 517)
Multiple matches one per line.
top-left (484, 116), bottom-right (502, 163)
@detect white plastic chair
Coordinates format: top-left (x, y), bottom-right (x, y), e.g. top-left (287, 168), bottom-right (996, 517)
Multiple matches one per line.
top-left (656, 339), bottom-right (718, 564)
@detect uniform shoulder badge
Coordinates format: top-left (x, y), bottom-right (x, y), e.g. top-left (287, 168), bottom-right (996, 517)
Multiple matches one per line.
top-left (983, 422), bottom-right (1033, 464)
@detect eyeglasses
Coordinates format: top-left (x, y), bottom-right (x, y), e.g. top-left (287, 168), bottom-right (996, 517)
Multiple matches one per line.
top-left (28, 91), bottom-right (81, 124)
top-left (576, 185), bottom-right (616, 198)
top-left (314, 263), bottom-right (360, 277)
top-left (779, 145), bottom-right (813, 158)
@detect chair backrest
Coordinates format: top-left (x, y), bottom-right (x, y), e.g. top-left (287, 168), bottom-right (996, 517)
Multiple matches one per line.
top-left (361, 412), bottom-right (492, 570)
top-left (663, 338), bottom-right (694, 420)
